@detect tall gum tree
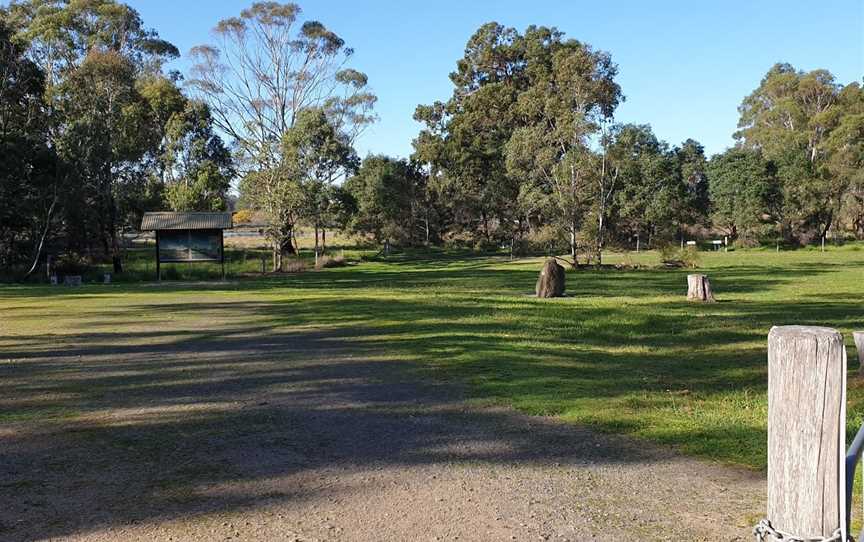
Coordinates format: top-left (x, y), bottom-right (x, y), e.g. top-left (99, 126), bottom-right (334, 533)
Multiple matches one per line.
top-left (505, 33), bottom-right (622, 266)
top-left (413, 23), bottom-right (526, 245)
top-left (187, 1), bottom-right (376, 270)
top-left (6, 0), bottom-right (180, 271)
top-left (735, 63), bottom-right (846, 243)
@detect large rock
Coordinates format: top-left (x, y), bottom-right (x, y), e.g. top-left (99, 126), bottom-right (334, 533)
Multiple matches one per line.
top-left (536, 259), bottom-right (566, 298)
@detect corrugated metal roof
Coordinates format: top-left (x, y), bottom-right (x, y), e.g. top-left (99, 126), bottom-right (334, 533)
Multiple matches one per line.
top-left (141, 212), bottom-right (233, 231)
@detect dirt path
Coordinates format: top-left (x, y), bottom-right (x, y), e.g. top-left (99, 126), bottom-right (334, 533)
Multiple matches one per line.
top-left (1, 325), bottom-right (764, 541)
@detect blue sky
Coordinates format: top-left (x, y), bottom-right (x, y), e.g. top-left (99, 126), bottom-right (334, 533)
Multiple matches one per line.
top-left (128, 1), bottom-right (863, 159)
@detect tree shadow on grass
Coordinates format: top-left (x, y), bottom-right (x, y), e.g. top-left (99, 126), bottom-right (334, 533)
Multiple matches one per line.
top-left (2, 323), bottom-right (700, 541)
top-left (3, 256), bottom-right (859, 539)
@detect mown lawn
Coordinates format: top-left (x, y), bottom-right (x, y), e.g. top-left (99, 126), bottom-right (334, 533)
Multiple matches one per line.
top-left (2, 246), bottom-right (864, 470)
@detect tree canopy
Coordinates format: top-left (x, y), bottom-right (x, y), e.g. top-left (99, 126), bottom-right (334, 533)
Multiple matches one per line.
top-left (2, 8), bottom-right (864, 279)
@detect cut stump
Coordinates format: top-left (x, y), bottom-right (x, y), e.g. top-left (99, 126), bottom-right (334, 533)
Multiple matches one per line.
top-left (687, 274), bottom-right (715, 302)
top-left (536, 259), bottom-right (565, 298)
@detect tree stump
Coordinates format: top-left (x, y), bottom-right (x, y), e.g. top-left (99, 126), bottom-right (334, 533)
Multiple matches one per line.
top-left (536, 259), bottom-right (565, 298)
top-left (854, 331), bottom-right (864, 377)
top-left (686, 274), bottom-right (715, 302)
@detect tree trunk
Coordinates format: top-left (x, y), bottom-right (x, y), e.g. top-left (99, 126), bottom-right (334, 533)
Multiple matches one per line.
top-left (687, 274), bottom-right (716, 302)
top-left (110, 213), bottom-right (122, 274)
top-left (596, 210), bottom-right (605, 267)
top-left (314, 224), bottom-right (320, 266)
top-left (481, 211), bottom-right (490, 241)
top-left (23, 195), bottom-right (57, 280)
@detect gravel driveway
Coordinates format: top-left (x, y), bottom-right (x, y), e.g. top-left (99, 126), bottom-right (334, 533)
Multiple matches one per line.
top-left (1, 323), bottom-right (764, 541)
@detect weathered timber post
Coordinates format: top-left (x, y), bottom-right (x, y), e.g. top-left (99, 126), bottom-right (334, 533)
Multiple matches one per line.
top-left (686, 274), bottom-right (716, 302)
top-left (761, 326), bottom-right (846, 541)
top-left (854, 332), bottom-right (864, 378)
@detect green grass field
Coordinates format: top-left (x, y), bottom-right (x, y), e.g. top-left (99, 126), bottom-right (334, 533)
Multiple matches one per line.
top-left (3, 245), bottom-right (864, 471)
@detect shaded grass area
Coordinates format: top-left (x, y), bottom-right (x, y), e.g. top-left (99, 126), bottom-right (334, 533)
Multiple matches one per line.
top-left (2, 247), bottom-right (864, 473)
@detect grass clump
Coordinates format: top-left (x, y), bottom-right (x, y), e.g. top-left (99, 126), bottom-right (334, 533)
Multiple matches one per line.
top-left (282, 258), bottom-right (308, 273)
top-left (315, 254), bottom-right (347, 269)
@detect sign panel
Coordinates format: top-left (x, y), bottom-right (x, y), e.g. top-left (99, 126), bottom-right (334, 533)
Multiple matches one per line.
top-left (158, 230), bottom-right (222, 262)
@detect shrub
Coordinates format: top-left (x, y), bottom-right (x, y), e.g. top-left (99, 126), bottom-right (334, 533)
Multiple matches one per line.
top-left (517, 225), bottom-right (568, 256)
top-left (282, 258), bottom-right (307, 273)
top-left (678, 247), bottom-right (701, 269)
top-left (315, 255), bottom-right (346, 269)
top-left (163, 266), bottom-right (181, 280)
top-left (617, 252), bottom-right (639, 270)
top-left (658, 243), bottom-right (678, 263)
top-left (659, 245), bottom-right (701, 269)
top-left (473, 238), bottom-right (500, 253)
top-left (442, 231), bottom-right (474, 250)
top-left (233, 209), bottom-right (254, 224)
top-left (53, 253), bottom-right (90, 276)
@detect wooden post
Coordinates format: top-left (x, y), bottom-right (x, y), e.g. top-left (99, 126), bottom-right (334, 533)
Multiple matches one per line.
top-left (854, 331), bottom-right (864, 378)
top-left (155, 231), bottom-right (161, 282)
top-left (686, 274), bottom-right (716, 302)
top-left (220, 229), bottom-right (225, 280)
top-left (766, 326), bottom-right (846, 541)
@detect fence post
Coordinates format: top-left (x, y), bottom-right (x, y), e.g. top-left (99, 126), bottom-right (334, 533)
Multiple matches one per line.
top-left (765, 326), bottom-right (846, 541)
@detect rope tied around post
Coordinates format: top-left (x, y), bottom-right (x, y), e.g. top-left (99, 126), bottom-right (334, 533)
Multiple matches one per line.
top-left (753, 519), bottom-right (845, 542)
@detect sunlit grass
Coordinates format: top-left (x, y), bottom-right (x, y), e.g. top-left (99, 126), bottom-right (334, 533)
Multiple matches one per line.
top-left (3, 245), bottom-right (864, 470)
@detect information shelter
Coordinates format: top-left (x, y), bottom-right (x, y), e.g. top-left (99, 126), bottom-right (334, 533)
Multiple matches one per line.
top-left (140, 212), bottom-right (233, 280)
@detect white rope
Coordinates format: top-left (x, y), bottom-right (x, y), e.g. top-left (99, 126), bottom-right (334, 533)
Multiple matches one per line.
top-left (753, 519), bottom-right (844, 542)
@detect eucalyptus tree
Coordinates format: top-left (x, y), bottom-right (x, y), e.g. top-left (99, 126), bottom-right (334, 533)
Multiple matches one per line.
top-left (707, 147), bottom-right (781, 242)
top-left (505, 32), bottom-right (622, 265)
top-left (52, 49), bottom-right (153, 270)
top-left (187, 2), bottom-right (376, 268)
top-left (344, 155), bottom-right (430, 245)
top-left (5, 0), bottom-right (179, 87)
top-left (416, 24), bottom-right (622, 260)
top-left (0, 19), bottom-right (57, 273)
top-left (674, 138), bottom-right (710, 225)
top-left (160, 100), bottom-right (235, 212)
top-left (606, 125), bottom-right (683, 250)
top-left (735, 63), bottom-right (846, 243)
top-left (284, 107), bottom-right (357, 260)
top-left (823, 83), bottom-right (864, 237)
top-left (413, 23), bottom-right (526, 245)
top-left (6, 0), bottom-right (180, 271)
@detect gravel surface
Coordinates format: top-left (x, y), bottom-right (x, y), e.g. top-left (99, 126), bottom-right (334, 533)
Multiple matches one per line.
top-left (1, 327), bottom-right (764, 541)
